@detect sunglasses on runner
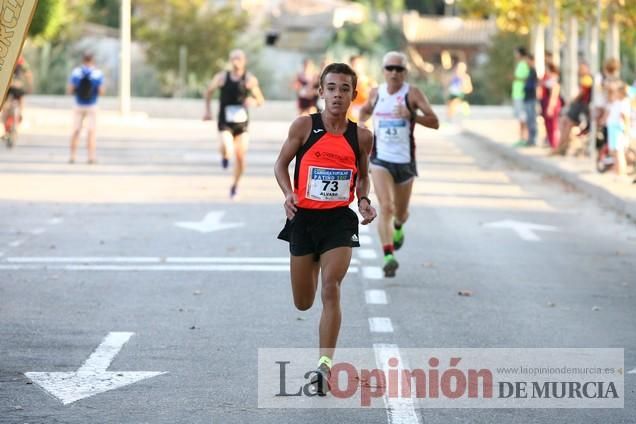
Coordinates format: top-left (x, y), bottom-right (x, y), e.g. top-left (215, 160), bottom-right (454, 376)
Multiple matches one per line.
top-left (384, 65), bottom-right (406, 73)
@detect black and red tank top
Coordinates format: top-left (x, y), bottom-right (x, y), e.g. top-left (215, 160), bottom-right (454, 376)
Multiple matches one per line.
top-left (294, 113), bottom-right (360, 210)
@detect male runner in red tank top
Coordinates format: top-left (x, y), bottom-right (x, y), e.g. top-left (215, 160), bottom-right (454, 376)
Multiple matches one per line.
top-left (275, 63), bottom-right (376, 394)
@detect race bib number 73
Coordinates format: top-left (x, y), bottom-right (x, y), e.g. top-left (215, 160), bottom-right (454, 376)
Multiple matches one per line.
top-left (306, 167), bottom-right (352, 202)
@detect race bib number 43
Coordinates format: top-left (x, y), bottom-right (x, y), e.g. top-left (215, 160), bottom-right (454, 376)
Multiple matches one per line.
top-left (307, 167), bottom-right (352, 202)
top-left (378, 118), bottom-right (408, 143)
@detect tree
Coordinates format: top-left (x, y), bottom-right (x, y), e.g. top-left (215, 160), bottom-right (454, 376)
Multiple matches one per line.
top-left (134, 0), bottom-right (248, 96)
top-left (29, 0), bottom-right (65, 39)
top-left (88, 0), bottom-right (120, 28)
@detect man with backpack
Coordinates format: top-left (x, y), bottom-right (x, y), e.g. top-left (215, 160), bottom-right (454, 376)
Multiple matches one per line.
top-left (67, 52), bottom-right (104, 164)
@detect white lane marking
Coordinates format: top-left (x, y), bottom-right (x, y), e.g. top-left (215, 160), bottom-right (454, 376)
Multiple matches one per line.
top-left (7, 257), bottom-right (162, 263)
top-left (168, 257), bottom-right (361, 265)
top-left (374, 344), bottom-right (421, 424)
top-left (369, 317), bottom-right (394, 333)
top-left (365, 289), bottom-right (388, 305)
top-left (26, 332), bottom-right (166, 405)
top-left (359, 225), bottom-right (370, 234)
top-left (0, 264), bottom-right (361, 273)
top-left (48, 218), bottom-right (63, 225)
top-left (628, 368), bottom-right (636, 375)
top-left (484, 220), bottom-right (559, 242)
top-left (8, 240), bottom-right (24, 247)
top-left (363, 266), bottom-right (383, 280)
top-left (30, 228), bottom-right (45, 235)
top-left (175, 211), bottom-right (244, 233)
top-left (358, 249), bottom-right (378, 260)
top-left (359, 235), bottom-right (373, 245)
top-left (5, 256), bottom-right (360, 265)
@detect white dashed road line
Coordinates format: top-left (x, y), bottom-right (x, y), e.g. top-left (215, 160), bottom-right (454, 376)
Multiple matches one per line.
top-left (359, 235), bottom-right (373, 245)
top-left (365, 289), bottom-right (388, 305)
top-left (374, 343), bottom-right (421, 424)
top-left (369, 317), bottom-right (394, 333)
top-left (362, 266), bottom-right (383, 280)
top-left (358, 249), bottom-right (378, 259)
top-left (8, 240), bottom-right (25, 248)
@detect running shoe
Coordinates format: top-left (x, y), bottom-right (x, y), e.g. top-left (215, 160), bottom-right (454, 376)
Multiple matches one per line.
top-left (221, 158), bottom-right (229, 169)
top-left (383, 254), bottom-right (399, 278)
top-left (393, 227), bottom-right (405, 251)
top-left (309, 363), bottom-right (331, 396)
top-left (230, 184), bottom-right (237, 199)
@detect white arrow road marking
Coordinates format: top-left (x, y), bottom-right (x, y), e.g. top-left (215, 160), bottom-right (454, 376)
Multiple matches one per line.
top-left (628, 368), bottom-right (636, 374)
top-left (484, 220), bottom-right (559, 242)
top-left (175, 211), bottom-right (244, 233)
top-left (25, 332), bottom-right (166, 405)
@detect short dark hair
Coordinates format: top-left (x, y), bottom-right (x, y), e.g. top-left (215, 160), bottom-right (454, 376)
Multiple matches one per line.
top-left (82, 52), bottom-right (94, 63)
top-left (516, 47), bottom-right (528, 57)
top-left (319, 63), bottom-right (357, 90)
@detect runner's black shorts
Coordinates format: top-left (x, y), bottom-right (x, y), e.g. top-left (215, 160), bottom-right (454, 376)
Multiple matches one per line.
top-left (370, 157), bottom-right (418, 184)
top-left (7, 87), bottom-right (25, 100)
top-left (218, 121), bottom-right (248, 136)
top-left (278, 206), bottom-right (360, 260)
top-left (566, 100), bottom-right (589, 125)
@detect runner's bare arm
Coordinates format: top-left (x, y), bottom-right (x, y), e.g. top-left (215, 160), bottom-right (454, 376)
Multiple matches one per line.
top-left (357, 87), bottom-right (378, 127)
top-left (356, 127), bottom-right (377, 225)
top-left (275, 116), bottom-right (312, 219)
top-left (246, 74), bottom-right (265, 107)
top-left (203, 72), bottom-right (224, 119)
top-left (409, 87), bottom-right (439, 130)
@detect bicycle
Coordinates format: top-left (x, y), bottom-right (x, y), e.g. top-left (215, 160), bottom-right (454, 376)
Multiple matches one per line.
top-left (1, 94), bottom-right (21, 149)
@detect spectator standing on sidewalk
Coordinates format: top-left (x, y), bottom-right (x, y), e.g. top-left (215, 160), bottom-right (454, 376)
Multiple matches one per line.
top-left (604, 82), bottom-right (631, 178)
top-left (523, 55), bottom-right (539, 147)
top-left (554, 62), bottom-right (594, 155)
top-left (512, 47), bottom-right (530, 146)
top-left (446, 61), bottom-right (473, 123)
top-left (67, 52), bottom-right (104, 164)
top-left (541, 63), bottom-right (562, 149)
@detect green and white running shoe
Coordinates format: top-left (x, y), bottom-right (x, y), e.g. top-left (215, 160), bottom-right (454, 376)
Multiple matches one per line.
top-left (383, 254), bottom-right (399, 278)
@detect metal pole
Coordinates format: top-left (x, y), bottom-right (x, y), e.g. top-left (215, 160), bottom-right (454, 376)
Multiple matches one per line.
top-left (119, 0), bottom-right (131, 115)
top-left (178, 45), bottom-right (187, 98)
top-left (588, 0), bottom-right (601, 157)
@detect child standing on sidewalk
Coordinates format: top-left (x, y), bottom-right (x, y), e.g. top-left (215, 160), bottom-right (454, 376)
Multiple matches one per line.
top-left (605, 82), bottom-right (631, 178)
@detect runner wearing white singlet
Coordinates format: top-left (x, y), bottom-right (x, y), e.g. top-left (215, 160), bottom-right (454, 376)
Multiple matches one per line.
top-left (358, 51), bottom-right (439, 277)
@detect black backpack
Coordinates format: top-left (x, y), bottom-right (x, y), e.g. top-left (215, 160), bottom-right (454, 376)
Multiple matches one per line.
top-left (76, 70), bottom-right (94, 101)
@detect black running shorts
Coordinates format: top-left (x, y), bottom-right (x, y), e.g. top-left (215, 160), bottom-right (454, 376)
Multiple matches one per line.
top-left (277, 206), bottom-right (360, 260)
top-left (370, 157), bottom-right (418, 184)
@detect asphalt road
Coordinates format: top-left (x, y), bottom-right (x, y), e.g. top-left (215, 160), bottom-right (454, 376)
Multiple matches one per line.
top-left (0, 116), bottom-right (634, 423)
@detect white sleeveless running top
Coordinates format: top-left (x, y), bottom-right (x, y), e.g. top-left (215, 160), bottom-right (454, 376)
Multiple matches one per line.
top-left (371, 83), bottom-right (415, 164)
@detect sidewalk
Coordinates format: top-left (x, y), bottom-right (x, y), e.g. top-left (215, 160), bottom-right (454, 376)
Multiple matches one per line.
top-left (462, 118), bottom-right (636, 223)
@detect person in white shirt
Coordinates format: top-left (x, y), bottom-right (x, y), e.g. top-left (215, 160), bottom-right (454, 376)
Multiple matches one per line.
top-left (604, 82), bottom-right (631, 177)
top-left (358, 51), bottom-right (439, 278)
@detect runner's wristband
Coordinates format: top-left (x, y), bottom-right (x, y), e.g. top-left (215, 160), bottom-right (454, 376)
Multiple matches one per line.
top-left (358, 196), bottom-right (371, 207)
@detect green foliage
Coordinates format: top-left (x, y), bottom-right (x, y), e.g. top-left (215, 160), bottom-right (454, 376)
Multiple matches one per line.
top-left (134, 0), bottom-right (248, 96)
top-left (334, 21), bottom-right (383, 54)
top-left (88, 0), bottom-right (120, 28)
top-left (405, 0), bottom-right (444, 14)
top-left (470, 31), bottom-right (528, 105)
top-left (29, 0), bottom-right (65, 39)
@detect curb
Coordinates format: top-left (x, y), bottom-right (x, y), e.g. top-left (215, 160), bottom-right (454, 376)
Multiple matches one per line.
top-left (463, 129), bottom-right (636, 224)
